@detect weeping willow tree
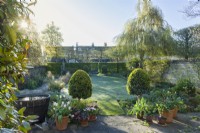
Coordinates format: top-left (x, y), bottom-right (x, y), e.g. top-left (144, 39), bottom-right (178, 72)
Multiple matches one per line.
top-left (117, 0), bottom-right (174, 67)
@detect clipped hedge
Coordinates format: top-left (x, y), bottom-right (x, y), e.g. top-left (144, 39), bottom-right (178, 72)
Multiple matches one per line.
top-left (47, 62), bottom-right (127, 75)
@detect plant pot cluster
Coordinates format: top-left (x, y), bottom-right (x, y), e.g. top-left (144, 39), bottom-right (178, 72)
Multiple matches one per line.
top-left (129, 89), bottom-right (184, 126)
top-left (54, 104), bottom-right (99, 130)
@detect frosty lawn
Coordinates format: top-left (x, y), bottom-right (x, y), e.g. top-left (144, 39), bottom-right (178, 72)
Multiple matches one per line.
top-left (89, 75), bottom-right (132, 115)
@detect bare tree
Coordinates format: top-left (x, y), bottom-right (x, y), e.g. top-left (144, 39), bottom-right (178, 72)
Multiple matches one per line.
top-left (184, 1), bottom-right (200, 17)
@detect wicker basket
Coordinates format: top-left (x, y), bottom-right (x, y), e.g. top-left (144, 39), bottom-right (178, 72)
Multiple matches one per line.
top-left (16, 94), bottom-right (50, 123)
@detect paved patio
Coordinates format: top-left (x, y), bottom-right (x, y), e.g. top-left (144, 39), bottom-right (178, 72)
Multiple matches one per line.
top-left (30, 113), bottom-right (200, 133)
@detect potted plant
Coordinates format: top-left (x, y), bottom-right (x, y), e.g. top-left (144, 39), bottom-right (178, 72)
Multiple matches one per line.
top-left (129, 97), bottom-right (146, 119)
top-left (171, 95), bottom-right (184, 118)
top-left (144, 102), bottom-right (156, 123)
top-left (156, 103), bottom-right (167, 125)
top-left (70, 99), bottom-right (89, 127)
top-left (86, 105), bottom-right (99, 121)
top-left (80, 109), bottom-right (89, 127)
top-left (51, 94), bottom-right (71, 130)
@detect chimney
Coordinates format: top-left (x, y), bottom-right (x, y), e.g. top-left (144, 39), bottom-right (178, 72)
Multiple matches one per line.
top-left (104, 42), bottom-right (107, 47)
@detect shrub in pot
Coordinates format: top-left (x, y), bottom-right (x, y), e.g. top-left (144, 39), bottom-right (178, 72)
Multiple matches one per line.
top-left (129, 97), bottom-right (147, 119)
top-left (68, 70), bottom-right (92, 100)
top-left (126, 68), bottom-right (150, 96)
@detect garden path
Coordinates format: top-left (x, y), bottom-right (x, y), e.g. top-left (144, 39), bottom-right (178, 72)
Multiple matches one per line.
top-left (31, 113), bottom-right (200, 133)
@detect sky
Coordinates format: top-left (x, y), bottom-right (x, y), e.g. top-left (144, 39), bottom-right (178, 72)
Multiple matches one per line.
top-left (30, 0), bottom-right (200, 46)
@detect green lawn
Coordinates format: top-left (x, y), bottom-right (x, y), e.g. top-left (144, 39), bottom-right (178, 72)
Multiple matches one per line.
top-left (88, 75), bottom-right (133, 115)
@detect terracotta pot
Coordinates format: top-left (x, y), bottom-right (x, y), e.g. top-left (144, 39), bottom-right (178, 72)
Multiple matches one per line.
top-left (173, 108), bottom-right (178, 118)
top-left (89, 115), bottom-right (97, 121)
top-left (55, 116), bottom-right (68, 130)
top-left (146, 115), bottom-right (153, 123)
top-left (157, 116), bottom-right (166, 125)
top-left (161, 109), bottom-right (174, 123)
top-left (80, 119), bottom-right (89, 127)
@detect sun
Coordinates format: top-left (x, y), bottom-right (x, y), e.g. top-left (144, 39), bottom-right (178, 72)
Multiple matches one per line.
top-left (20, 20), bottom-right (28, 28)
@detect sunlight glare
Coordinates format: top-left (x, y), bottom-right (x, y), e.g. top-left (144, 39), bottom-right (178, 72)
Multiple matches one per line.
top-left (21, 20), bottom-right (28, 28)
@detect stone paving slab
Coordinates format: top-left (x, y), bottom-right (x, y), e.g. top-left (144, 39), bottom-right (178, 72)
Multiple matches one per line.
top-left (30, 113), bottom-right (200, 133)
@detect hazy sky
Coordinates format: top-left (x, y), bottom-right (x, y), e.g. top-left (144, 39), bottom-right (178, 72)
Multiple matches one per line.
top-left (30, 0), bottom-right (200, 46)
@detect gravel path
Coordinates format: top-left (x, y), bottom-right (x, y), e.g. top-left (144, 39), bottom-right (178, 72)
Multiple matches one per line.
top-left (30, 113), bottom-right (200, 133)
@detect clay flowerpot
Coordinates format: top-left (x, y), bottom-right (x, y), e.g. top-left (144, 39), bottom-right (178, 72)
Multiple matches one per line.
top-left (161, 109), bottom-right (174, 123)
top-left (157, 116), bottom-right (166, 125)
top-left (80, 119), bottom-right (89, 127)
top-left (89, 115), bottom-right (97, 121)
top-left (173, 108), bottom-right (178, 118)
top-left (55, 116), bottom-right (69, 130)
top-left (146, 115), bottom-right (153, 123)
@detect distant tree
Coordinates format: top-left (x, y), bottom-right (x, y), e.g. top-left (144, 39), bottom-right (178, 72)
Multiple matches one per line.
top-left (23, 23), bottom-right (45, 65)
top-left (104, 46), bottom-right (125, 62)
top-left (184, 1), bottom-right (200, 17)
top-left (42, 21), bottom-right (63, 46)
top-left (104, 46), bottom-right (125, 72)
top-left (175, 25), bottom-right (200, 60)
top-left (117, 0), bottom-right (174, 68)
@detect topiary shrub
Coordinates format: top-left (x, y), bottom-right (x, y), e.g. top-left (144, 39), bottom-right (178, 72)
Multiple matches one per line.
top-left (126, 68), bottom-right (150, 96)
top-left (101, 65), bottom-right (108, 74)
top-left (68, 70), bottom-right (92, 99)
top-left (175, 78), bottom-right (196, 97)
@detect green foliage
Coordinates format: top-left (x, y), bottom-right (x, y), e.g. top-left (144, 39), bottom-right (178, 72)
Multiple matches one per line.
top-left (187, 95), bottom-right (200, 112)
top-left (68, 70), bottom-right (92, 99)
top-left (144, 59), bottom-right (170, 82)
top-left (47, 62), bottom-right (62, 75)
top-left (175, 78), bottom-right (196, 97)
top-left (117, 0), bottom-right (174, 67)
top-left (0, 0), bottom-right (37, 132)
top-left (19, 75), bottom-right (44, 90)
top-left (126, 58), bottom-right (140, 71)
top-left (126, 68), bottom-right (150, 95)
top-left (25, 24), bottom-right (44, 66)
top-left (83, 65), bottom-right (90, 73)
top-left (49, 80), bottom-right (65, 92)
top-left (49, 94), bottom-right (71, 123)
top-left (174, 25), bottom-right (200, 60)
top-left (118, 98), bottom-right (137, 114)
top-left (101, 65), bottom-right (108, 74)
top-left (42, 21), bottom-right (63, 46)
top-left (148, 88), bottom-right (184, 113)
top-left (47, 62), bottom-right (127, 75)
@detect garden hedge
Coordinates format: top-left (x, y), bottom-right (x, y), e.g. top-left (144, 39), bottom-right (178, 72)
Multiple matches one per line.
top-left (47, 62), bottom-right (127, 75)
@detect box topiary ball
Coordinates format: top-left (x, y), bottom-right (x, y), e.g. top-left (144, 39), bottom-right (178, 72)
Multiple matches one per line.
top-left (126, 68), bottom-right (150, 96)
top-left (68, 70), bottom-right (92, 99)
